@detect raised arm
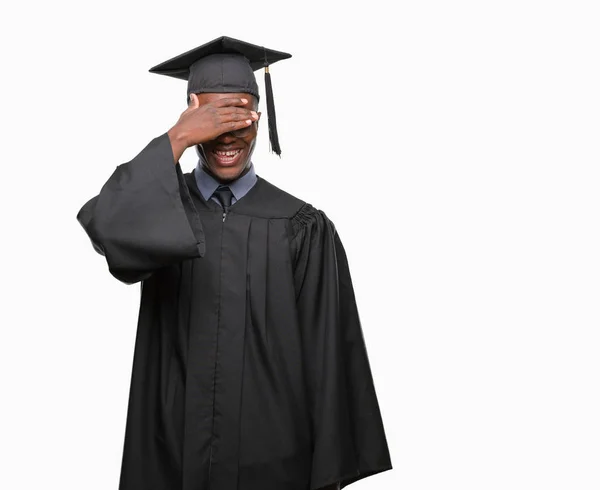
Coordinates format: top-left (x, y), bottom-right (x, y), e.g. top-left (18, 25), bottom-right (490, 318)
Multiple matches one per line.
top-left (77, 95), bottom-right (259, 285)
top-left (76, 132), bottom-right (205, 284)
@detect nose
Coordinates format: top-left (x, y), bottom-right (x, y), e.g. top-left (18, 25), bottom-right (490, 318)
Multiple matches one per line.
top-left (216, 132), bottom-right (237, 144)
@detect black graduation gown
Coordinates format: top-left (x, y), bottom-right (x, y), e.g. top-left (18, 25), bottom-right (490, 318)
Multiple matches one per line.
top-left (77, 133), bottom-right (392, 490)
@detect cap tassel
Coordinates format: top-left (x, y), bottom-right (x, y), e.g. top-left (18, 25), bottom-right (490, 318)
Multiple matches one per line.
top-left (264, 66), bottom-right (282, 156)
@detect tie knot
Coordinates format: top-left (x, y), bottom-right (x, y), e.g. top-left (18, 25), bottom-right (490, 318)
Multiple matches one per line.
top-left (214, 185), bottom-right (233, 210)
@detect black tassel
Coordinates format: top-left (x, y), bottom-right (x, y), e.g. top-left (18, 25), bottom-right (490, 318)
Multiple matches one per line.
top-left (264, 67), bottom-right (282, 156)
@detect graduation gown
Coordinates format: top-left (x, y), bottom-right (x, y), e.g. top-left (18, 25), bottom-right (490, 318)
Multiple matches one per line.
top-left (77, 133), bottom-right (392, 490)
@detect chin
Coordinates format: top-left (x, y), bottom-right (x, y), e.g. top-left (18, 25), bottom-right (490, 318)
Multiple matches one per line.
top-left (199, 144), bottom-right (254, 183)
top-left (208, 159), bottom-right (248, 182)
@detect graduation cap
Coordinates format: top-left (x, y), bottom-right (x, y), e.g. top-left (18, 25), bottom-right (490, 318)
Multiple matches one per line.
top-left (149, 36), bottom-right (291, 156)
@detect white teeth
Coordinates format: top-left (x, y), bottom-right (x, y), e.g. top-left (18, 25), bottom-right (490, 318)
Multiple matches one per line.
top-left (215, 150), bottom-right (241, 156)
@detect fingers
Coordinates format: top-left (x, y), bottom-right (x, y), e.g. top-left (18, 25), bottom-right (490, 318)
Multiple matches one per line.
top-left (220, 114), bottom-right (257, 127)
top-left (218, 106), bottom-right (254, 115)
top-left (212, 97), bottom-right (250, 108)
top-left (224, 119), bottom-right (254, 131)
top-left (217, 107), bottom-right (258, 122)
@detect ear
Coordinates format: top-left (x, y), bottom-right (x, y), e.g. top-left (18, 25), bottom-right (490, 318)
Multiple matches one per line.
top-left (256, 111), bottom-right (262, 126)
top-left (188, 93), bottom-right (199, 109)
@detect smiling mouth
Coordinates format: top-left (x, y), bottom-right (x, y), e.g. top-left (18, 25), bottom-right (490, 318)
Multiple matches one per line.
top-left (212, 149), bottom-right (243, 165)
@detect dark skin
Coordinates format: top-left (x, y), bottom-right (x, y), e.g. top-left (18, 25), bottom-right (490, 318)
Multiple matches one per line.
top-left (167, 92), bottom-right (260, 183)
top-left (168, 92), bottom-right (341, 490)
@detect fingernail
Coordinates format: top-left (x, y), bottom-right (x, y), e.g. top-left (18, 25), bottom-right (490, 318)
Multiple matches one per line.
top-left (241, 98), bottom-right (248, 104)
top-left (246, 119), bottom-right (252, 124)
top-left (251, 111), bottom-right (258, 119)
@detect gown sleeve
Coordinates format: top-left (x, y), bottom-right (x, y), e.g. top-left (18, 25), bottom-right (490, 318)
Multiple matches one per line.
top-left (76, 132), bottom-right (206, 284)
top-left (291, 204), bottom-right (393, 490)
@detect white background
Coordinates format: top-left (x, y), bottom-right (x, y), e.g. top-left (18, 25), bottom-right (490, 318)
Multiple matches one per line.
top-left (1, 1), bottom-right (599, 489)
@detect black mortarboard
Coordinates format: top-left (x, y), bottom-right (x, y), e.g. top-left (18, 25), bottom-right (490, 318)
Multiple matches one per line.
top-left (149, 36), bottom-right (291, 156)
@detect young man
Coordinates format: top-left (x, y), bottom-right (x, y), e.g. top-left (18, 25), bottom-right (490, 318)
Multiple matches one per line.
top-left (77, 36), bottom-right (392, 490)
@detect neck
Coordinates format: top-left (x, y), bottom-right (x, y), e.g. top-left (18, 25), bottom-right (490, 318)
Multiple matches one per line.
top-left (202, 163), bottom-right (251, 184)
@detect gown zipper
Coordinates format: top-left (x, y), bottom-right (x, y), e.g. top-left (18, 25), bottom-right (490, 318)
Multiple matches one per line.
top-left (209, 203), bottom-right (227, 482)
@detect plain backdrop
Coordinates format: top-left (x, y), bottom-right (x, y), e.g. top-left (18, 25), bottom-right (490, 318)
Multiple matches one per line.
top-left (1, 1), bottom-right (599, 489)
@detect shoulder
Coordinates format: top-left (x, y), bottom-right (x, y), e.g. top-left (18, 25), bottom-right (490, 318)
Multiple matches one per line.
top-left (289, 201), bottom-right (334, 237)
top-left (251, 177), bottom-right (337, 237)
top-left (234, 174), bottom-right (334, 223)
top-left (255, 177), bottom-right (307, 217)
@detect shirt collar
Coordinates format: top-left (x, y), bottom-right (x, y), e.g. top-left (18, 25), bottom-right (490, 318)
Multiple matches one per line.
top-left (194, 160), bottom-right (257, 203)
